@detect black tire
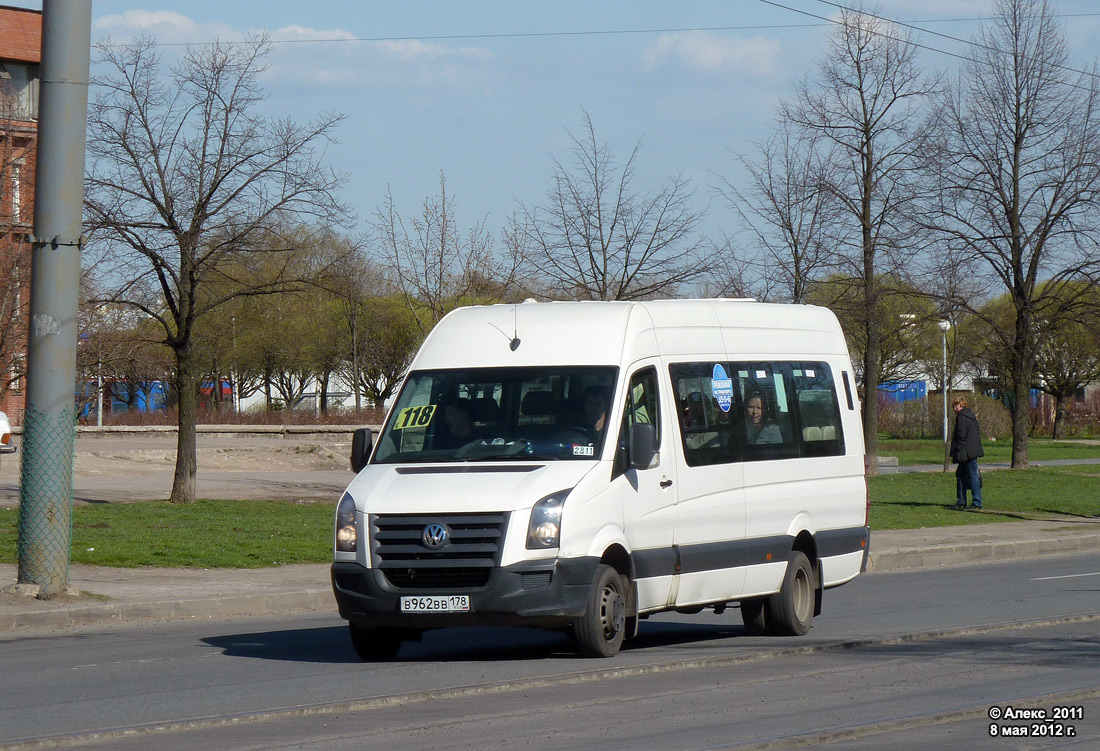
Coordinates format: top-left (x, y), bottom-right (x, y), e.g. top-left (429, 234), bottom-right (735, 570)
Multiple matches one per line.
top-left (765, 551), bottom-right (815, 636)
top-left (349, 624), bottom-right (403, 661)
top-left (573, 564), bottom-right (627, 657)
top-left (740, 597), bottom-right (769, 635)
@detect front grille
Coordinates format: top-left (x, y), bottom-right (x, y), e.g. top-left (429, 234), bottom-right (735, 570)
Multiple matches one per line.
top-left (370, 513), bottom-right (507, 590)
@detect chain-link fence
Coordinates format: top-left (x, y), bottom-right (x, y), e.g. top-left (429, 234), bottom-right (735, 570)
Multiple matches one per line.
top-left (17, 405), bottom-right (76, 595)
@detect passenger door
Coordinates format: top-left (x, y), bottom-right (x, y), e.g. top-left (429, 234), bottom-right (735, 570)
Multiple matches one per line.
top-left (668, 361), bottom-right (747, 607)
top-left (616, 363), bottom-right (677, 612)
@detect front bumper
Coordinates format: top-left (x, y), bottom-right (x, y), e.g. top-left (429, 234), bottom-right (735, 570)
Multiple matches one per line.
top-left (331, 556), bottom-right (600, 630)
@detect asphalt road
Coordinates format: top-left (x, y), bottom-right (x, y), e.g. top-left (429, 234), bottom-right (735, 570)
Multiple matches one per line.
top-left (2, 552), bottom-right (1098, 750)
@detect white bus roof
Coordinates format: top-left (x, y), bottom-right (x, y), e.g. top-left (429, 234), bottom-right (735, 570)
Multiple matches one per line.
top-left (411, 299), bottom-right (850, 371)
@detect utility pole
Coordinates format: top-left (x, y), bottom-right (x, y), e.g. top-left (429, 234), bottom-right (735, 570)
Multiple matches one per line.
top-left (939, 319), bottom-right (952, 473)
top-left (17, 0), bottom-right (92, 598)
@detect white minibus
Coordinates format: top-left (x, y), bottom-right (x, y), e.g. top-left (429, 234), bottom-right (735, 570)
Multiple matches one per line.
top-left (332, 299), bottom-right (869, 659)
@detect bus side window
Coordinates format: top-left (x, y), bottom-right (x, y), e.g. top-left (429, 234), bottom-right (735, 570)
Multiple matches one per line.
top-left (735, 363), bottom-right (797, 461)
top-left (792, 363), bottom-right (845, 458)
top-left (669, 362), bottom-right (736, 466)
top-left (615, 367), bottom-right (660, 475)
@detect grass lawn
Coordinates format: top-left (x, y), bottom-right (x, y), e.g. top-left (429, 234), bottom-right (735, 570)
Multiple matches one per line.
top-left (0, 499), bottom-right (335, 568)
top-left (2, 461), bottom-right (1097, 567)
top-left (868, 464), bottom-right (1100, 530)
top-left (878, 437), bottom-right (1100, 466)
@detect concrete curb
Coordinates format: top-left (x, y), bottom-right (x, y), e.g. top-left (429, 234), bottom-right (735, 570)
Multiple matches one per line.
top-left (3, 528), bottom-right (1099, 634)
top-left (867, 531), bottom-right (1100, 573)
top-left (0, 589), bottom-right (334, 633)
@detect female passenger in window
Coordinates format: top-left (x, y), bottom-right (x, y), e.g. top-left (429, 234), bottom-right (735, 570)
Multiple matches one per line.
top-left (745, 392), bottom-right (782, 444)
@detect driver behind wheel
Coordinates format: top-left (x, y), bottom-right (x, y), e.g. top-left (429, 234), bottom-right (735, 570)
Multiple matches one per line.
top-left (439, 398), bottom-right (478, 449)
top-left (582, 385), bottom-right (609, 437)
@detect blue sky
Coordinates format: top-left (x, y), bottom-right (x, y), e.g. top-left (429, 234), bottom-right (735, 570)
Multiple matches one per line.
top-left (11, 1), bottom-right (1100, 250)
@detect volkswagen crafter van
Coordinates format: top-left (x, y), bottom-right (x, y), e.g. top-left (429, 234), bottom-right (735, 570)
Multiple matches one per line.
top-left (332, 299), bottom-right (869, 659)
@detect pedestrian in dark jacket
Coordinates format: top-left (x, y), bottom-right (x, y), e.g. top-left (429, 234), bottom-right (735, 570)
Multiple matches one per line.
top-left (950, 396), bottom-right (983, 510)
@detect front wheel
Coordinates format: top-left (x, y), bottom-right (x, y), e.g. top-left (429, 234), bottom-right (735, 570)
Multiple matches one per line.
top-left (349, 624), bottom-right (403, 661)
top-left (573, 564), bottom-right (627, 657)
top-left (765, 551), bottom-right (815, 636)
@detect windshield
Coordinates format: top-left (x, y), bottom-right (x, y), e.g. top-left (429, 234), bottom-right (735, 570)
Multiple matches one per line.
top-left (373, 367), bottom-right (617, 463)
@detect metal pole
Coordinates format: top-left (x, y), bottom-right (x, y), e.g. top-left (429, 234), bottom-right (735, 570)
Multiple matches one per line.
top-left (942, 328), bottom-right (948, 442)
top-left (96, 342), bottom-right (103, 427)
top-left (17, 0), bottom-right (92, 597)
top-left (231, 315), bottom-right (240, 414)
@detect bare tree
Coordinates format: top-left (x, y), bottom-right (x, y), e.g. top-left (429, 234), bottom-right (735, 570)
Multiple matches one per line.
top-left (84, 36), bottom-right (350, 502)
top-left (928, 0), bottom-right (1100, 467)
top-left (357, 293), bottom-right (422, 405)
top-left (783, 5), bottom-right (939, 473)
top-left (219, 267), bottom-right (317, 412)
top-left (511, 111), bottom-right (705, 301)
top-left (315, 240), bottom-right (377, 410)
top-left (696, 238), bottom-right (760, 300)
top-left (718, 120), bottom-right (843, 303)
top-left (0, 238), bottom-right (28, 406)
top-left (1035, 324), bottom-right (1100, 439)
top-left (102, 324), bottom-right (173, 417)
top-left (315, 251), bottom-right (420, 410)
top-left (807, 274), bottom-right (938, 384)
top-left (0, 86), bottom-right (32, 409)
top-left (374, 172), bottom-right (515, 333)
top-left (78, 278), bottom-right (175, 422)
top-left (1031, 285), bottom-right (1100, 439)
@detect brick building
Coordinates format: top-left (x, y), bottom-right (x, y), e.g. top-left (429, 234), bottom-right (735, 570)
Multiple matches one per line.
top-left (0, 5), bottom-right (41, 420)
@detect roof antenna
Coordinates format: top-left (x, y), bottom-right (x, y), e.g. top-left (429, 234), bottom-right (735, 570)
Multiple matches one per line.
top-left (510, 304), bottom-right (521, 351)
top-left (488, 308), bottom-right (521, 351)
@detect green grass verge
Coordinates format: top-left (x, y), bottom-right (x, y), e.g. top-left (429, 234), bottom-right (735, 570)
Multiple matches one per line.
top-left (0, 499), bottom-right (334, 568)
top-left (878, 438), bottom-right (1100, 466)
top-left (869, 464), bottom-right (1100, 530)
top-left (2, 463), bottom-right (1097, 567)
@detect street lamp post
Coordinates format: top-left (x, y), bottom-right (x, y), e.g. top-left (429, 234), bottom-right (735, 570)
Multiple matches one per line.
top-left (938, 320), bottom-right (951, 443)
top-left (96, 338), bottom-right (103, 427)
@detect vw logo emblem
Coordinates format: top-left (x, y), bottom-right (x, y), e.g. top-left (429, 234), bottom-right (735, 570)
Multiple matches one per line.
top-left (421, 523), bottom-right (449, 550)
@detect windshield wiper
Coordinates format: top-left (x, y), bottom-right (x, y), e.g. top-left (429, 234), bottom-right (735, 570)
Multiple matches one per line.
top-left (457, 453), bottom-right (555, 462)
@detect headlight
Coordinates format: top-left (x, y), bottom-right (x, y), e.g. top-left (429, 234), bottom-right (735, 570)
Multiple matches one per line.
top-left (335, 492), bottom-right (357, 553)
top-left (526, 489), bottom-right (571, 549)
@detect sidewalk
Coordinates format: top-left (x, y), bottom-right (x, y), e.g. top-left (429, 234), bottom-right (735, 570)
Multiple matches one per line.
top-left (2, 517), bottom-right (1098, 634)
top-left (890, 457), bottom-right (1100, 474)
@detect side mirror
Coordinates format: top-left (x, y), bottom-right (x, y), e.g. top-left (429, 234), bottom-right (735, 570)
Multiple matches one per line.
top-left (350, 428), bottom-right (373, 473)
top-left (628, 423), bottom-right (658, 470)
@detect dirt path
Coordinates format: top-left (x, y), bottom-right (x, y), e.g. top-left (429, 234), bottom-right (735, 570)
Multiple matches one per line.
top-left (1, 433), bottom-right (348, 478)
top-left (0, 433), bottom-right (354, 506)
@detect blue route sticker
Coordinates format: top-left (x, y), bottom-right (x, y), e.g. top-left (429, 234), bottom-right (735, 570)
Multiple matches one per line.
top-left (712, 364), bottom-right (733, 413)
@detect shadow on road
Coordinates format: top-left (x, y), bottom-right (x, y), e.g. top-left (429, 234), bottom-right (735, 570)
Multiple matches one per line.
top-left (201, 619), bottom-right (756, 664)
top-left (203, 626), bottom-right (357, 664)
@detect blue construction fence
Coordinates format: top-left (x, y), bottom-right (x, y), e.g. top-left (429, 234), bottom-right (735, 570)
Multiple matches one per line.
top-left (878, 380), bottom-right (928, 403)
top-left (77, 379), bottom-right (233, 419)
top-left (879, 380), bottom-right (1043, 408)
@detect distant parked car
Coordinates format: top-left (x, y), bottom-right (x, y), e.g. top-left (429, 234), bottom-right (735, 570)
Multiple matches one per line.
top-left (0, 411), bottom-right (16, 462)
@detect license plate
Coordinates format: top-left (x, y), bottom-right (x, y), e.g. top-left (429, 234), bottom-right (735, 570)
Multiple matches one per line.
top-left (400, 595), bottom-right (470, 613)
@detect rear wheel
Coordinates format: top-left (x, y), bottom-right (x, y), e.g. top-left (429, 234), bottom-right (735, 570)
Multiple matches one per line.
top-left (765, 551), bottom-right (815, 636)
top-left (740, 597), bottom-right (768, 635)
top-left (349, 625), bottom-right (403, 661)
top-left (573, 564), bottom-right (627, 657)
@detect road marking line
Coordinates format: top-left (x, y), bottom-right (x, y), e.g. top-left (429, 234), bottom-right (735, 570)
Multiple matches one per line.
top-left (1032, 572), bottom-right (1100, 581)
top-left (6, 614), bottom-right (1100, 750)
